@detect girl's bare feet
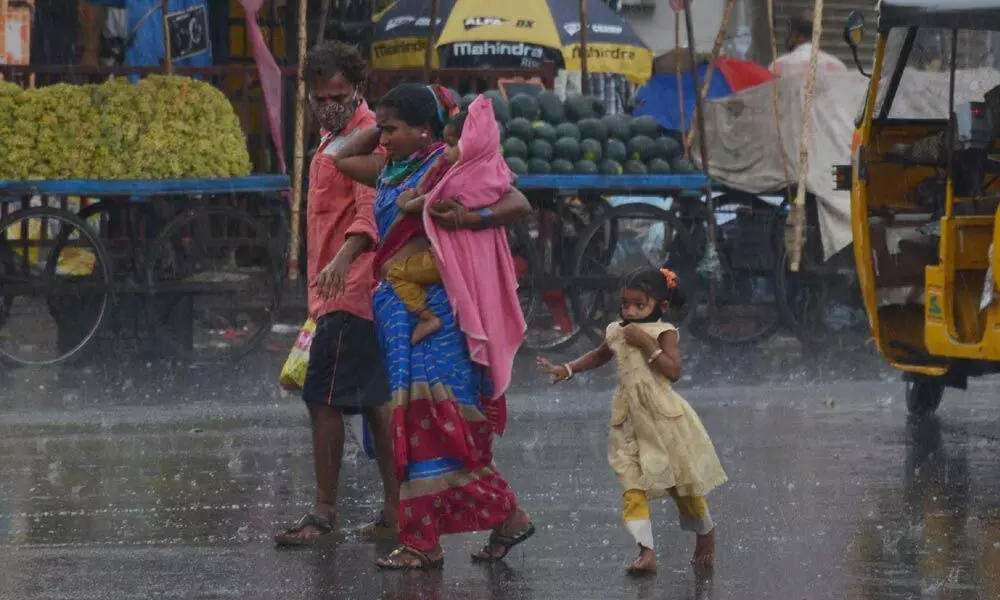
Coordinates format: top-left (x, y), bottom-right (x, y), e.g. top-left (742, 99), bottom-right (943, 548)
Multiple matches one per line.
top-left (412, 310), bottom-right (442, 344)
top-left (692, 528), bottom-right (715, 572)
top-left (626, 545), bottom-right (657, 576)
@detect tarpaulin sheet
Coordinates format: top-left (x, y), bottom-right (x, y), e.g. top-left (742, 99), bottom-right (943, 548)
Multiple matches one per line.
top-left (691, 68), bottom-right (1000, 261)
top-left (123, 0), bottom-right (211, 69)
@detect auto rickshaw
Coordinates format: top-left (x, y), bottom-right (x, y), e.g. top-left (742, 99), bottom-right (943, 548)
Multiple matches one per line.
top-left (838, 1), bottom-right (1000, 415)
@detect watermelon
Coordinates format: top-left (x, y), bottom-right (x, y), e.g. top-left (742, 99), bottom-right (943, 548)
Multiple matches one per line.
top-left (672, 157), bottom-right (699, 173)
top-left (575, 159), bottom-right (599, 174)
top-left (577, 118), bottom-right (608, 141)
top-left (605, 139), bottom-right (628, 163)
top-left (510, 94), bottom-right (541, 121)
top-left (602, 115), bottom-right (631, 141)
top-left (461, 93), bottom-right (477, 111)
top-left (537, 90), bottom-right (566, 124)
top-left (527, 158), bottom-right (552, 174)
top-left (507, 117), bottom-right (534, 141)
top-left (502, 137), bottom-right (528, 160)
top-left (497, 121), bottom-right (506, 140)
top-left (647, 158), bottom-right (673, 174)
top-left (564, 94), bottom-right (597, 122)
top-left (484, 90), bottom-right (511, 123)
top-left (506, 156), bottom-right (528, 175)
top-left (624, 160), bottom-right (647, 174)
top-left (656, 136), bottom-right (682, 161)
top-left (533, 121), bottom-right (558, 144)
top-left (555, 122), bottom-right (581, 141)
top-left (553, 137), bottom-right (581, 162)
top-left (629, 114), bottom-right (661, 138)
top-left (627, 135), bottom-right (656, 162)
top-left (580, 138), bottom-right (603, 162)
top-left (530, 139), bottom-right (554, 162)
top-left (551, 158), bottom-right (575, 174)
top-left (599, 159), bottom-right (623, 175)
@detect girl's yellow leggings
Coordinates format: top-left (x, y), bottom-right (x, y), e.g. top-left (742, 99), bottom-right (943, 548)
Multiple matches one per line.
top-left (622, 488), bottom-right (714, 550)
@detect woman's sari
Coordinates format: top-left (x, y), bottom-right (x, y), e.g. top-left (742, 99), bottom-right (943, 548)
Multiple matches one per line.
top-left (373, 146), bottom-right (517, 553)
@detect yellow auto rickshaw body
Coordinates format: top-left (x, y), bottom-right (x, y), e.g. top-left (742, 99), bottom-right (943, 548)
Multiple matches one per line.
top-left (846, 1), bottom-right (1000, 387)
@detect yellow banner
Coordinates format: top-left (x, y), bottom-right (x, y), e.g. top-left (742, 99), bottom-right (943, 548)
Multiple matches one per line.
top-left (371, 38), bottom-right (440, 69)
top-left (436, 0), bottom-right (560, 48)
top-left (562, 43), bottom-right (653, 85)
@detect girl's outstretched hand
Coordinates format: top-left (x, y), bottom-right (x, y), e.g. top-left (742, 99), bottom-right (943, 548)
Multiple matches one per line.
top-left (536, 357), bottom-right (570, 384)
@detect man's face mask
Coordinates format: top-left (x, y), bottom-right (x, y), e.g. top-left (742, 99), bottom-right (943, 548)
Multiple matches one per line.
top-left (310, 90), bottom-right (359, 133)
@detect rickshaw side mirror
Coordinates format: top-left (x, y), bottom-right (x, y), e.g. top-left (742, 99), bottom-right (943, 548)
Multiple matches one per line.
top-left (843, 11), bottom-right (871, 79)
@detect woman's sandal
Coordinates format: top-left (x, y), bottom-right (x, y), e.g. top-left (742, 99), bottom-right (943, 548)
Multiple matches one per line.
top-left (470, 522), bottom-right (536, 563)
top-left (376, 546), bottom-right (445, 571)
top-left (274, 513), bottom-right (340, 547)
top-left (357, 511), bottom-right (396, 540)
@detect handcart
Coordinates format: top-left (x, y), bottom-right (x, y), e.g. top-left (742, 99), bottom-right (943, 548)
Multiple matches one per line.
top-left (0, 175), bottom-right (290, 366)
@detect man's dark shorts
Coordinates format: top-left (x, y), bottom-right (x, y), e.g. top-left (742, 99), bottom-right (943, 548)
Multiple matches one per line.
top-left (302, 311), bottom-right (389, 414)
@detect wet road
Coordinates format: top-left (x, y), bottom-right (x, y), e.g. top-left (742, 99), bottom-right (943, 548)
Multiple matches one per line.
top-left (2, 337), bottom-right (1000, 599)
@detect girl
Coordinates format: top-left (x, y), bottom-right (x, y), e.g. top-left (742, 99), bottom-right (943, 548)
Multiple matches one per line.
top-left (538, 268), bottom-right (727, 575)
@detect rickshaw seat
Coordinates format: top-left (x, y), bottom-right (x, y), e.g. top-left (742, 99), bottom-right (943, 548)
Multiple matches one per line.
top-left (870, 216), bottom-right (937, 290)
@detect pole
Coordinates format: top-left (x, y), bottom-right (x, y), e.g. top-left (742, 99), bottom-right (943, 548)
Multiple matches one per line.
top-left (789, 0), bottom-right (825, 272)
top-left (161, 0), bottom-right (173, 74)
top-left (674, 12), bottom-right (687, 158)
top-left (316, 0), bottom-right (330, 44)
top-left (424, 0), bottom-right (439, 83)
top-left (682, 5), bottom-right (717, 256)
top-left (288, 0), bottom-right (308, 282)
top-left (579, 0), bottom-right (590, 95)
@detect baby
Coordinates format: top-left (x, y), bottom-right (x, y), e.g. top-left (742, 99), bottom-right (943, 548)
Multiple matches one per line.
top-left (386, 111), bottom-right (466, 344)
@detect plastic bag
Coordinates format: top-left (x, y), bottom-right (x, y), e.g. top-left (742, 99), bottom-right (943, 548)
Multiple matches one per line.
top-left (279, 319), bottom-right (315, 391)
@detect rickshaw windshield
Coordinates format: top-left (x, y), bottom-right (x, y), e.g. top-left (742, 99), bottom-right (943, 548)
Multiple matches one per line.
top-left (870, 27), bottom-right (1000, 121)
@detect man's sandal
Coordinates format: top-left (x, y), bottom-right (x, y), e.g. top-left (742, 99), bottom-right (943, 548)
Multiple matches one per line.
top-left (376, 546), bottom-right (444, 571)
top-left (274, 514), bottom-right (340, 547)
top-left (470, 522), bottom-right (536, 563)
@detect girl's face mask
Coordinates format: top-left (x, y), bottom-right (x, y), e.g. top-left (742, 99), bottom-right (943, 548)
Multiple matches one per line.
top-left (310, 91), bottom-right (359, 133)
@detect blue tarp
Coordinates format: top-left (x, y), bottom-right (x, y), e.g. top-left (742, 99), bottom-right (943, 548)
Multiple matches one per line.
top-left (121, 0), bottom-right (212, 69)
top-left (632, 66), bottom-right (734, 133)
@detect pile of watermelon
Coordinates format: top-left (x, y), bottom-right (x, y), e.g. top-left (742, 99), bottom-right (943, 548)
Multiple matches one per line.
top-left (458, 90), bottom-right (700, 177)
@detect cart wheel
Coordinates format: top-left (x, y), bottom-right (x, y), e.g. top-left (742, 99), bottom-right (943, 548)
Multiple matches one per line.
top-left (774, 244), bottom-right (829, 348)
top-left (507, 220), bottom-right (548, 352)
top-left (145, 205), bottom-right (282, 363)
top-left (906, 375), bottom-right (945, 416)
top-left (0, 206), bottom-right (112, 366)
top-left (571, 203), bottom-right (698, 342)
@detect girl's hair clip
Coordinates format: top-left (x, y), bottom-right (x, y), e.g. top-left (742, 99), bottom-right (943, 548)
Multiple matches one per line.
top-left (660, 268), bottom-right (678, 289)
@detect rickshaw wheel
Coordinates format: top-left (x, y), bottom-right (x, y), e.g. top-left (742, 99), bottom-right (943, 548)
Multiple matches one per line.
top-left (905, 375), bottom-right (945, 416)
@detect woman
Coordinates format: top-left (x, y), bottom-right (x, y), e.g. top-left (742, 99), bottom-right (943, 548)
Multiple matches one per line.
top-left (333, 83), bottom-right (535, 569)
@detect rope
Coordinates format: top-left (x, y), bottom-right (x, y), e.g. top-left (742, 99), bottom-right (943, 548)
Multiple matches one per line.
top-left (767, 0), bottom-right (793, 206)
top-left (675, 12), bottom-right (687, 157)
top-left (788, 0), bottom-right (825, 272)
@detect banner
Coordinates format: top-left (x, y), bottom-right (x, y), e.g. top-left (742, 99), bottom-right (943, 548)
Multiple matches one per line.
top-left (239, 0), bottom-right (287, 174)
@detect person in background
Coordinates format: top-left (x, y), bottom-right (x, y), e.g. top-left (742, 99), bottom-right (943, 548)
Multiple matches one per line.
top-left (769, 10), bottom-right (846, 78)
top-left (273, 41), bottom-right (399, 547)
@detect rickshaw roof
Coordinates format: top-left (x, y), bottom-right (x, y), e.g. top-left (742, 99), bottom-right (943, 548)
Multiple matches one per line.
top-left (879, 0), bottom-right (1000, 32)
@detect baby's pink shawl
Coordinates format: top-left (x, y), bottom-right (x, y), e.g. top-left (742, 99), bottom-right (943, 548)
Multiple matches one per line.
top-left (423, 95), bottom-right (525, 402)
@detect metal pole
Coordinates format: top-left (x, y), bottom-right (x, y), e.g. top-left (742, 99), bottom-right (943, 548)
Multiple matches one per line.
top-left (316, 0), bottom-right (331, 44)
top-left (424, 0), bottom-right (439, 83)
top-left (579, 0), bottom-right (590, 95)
top-left (162, 0), bottom-right (173, 74)
top-left (288, 0), bottom-right (308, 281)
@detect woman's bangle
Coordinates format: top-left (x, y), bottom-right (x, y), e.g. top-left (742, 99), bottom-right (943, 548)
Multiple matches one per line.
top-left (563, 363), bottom-right (574, 380)
top-left (647, 349), bottom-right (663, 364)
top-left (477, 208), bottom-right (494, 228)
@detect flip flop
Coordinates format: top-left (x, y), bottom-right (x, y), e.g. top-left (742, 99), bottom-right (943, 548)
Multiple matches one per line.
top-left (471, 522), bottom-right (536, 563)
top-left (274, 513), bottom-right (341, 547)
top-left (376, 546), bottom-right (444, 571)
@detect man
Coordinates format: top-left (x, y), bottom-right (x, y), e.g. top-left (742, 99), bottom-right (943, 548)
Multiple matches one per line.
top-left (770, 11), bottom-right (847, 78)
top-left (275, 41), bottom-right (398, 546)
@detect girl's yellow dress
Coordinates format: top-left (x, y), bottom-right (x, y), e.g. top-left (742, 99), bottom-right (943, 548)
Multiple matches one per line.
top-left (606, 320), bottom-right (728, 499)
